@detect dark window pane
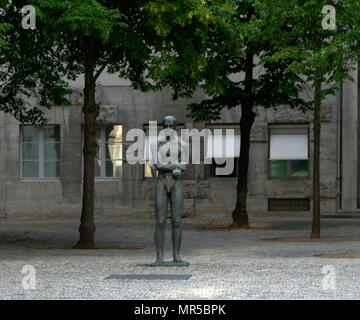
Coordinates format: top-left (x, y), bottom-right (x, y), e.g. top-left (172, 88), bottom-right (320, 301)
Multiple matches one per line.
top-left (290, 160), bottom-right (308, 177)
top-left (106, 125), bottom-right (122, 144)
top-left (106, 160), bottom-right (122, 177)
top-left (44, 161), bottom-right (60, 177)
top-left (105, 143), bottom-right (122, 160)
top-left (22, 161), bottom-right (39, 178)
top-left (270, 160), bottom-right (288, 177)
top-left (95, 127), bottom-right (101, 145)
top-left (22, 126), bottom-right (39, 143)
top-left (44, 143), bottom-right (60, 160)
top-left (95, 142), bottom-right (100, 159)
top-left (44, 125), bottom-right (60, 142)
top-left (22, 143), bottom-right (39, 160)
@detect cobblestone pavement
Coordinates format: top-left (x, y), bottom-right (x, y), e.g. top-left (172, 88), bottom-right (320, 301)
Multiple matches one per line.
top-left (1, 215), bottom-right (360, 299)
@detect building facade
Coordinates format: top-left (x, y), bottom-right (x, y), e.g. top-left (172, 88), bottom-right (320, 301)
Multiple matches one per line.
top-left (0, 66), bottom-right (358, 219)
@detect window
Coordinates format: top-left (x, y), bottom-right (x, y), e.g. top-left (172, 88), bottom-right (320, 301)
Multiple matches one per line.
top-left (269, 126), bottom-right (309, 178)
top-left (268, 198), bottom-right (310, 211)
top-left (207, 125), bottom-right (240, 177)
top-left (95, 125), bottom-right (123, 178)
top-left (144, 135), bottom-right (158, 178)
top-left (21, 125), bottom-right (60, 178)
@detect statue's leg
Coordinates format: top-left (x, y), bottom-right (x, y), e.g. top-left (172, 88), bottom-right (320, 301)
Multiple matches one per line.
top-left (154, 179), bottom-right (168, 264)
top-left (170, 180), bottom-right (188, 265)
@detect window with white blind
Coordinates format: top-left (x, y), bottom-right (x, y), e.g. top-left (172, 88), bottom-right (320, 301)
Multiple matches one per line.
top-left (94, 125), bottom-right (123, 178)
top-left (269, 126), bottom-right (309, 178)
top-left (21, 125), bottom-right (60, 179)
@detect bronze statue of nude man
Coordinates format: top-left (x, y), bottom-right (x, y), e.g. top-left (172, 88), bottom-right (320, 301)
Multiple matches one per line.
top-left (150, 115), bottom-right (189, 266)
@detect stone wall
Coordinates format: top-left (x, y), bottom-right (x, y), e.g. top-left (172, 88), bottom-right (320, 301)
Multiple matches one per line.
top-left (0, 76), bottom-right (352, 219)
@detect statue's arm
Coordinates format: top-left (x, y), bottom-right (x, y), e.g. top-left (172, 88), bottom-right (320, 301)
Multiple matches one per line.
top-left (155, 163), bottom-right (177, 172)
top-left (150, 141), bottom-right (176, 172)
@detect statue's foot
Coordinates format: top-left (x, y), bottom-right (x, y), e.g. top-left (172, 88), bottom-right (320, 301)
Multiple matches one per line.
top-left (150, 259), bottom-right (168, 267)
top-left (173, 258), bottom-right (190, 266)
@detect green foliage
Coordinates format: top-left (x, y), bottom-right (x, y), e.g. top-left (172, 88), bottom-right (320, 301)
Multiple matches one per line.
top-left (1, 0), bottom-right (71, 123)
top-left (20, 0), bottom-right (218, 94)
top-left (1, 0), bottom-right (236, 125)
top-left (186, 0), bottom-right (310, 122)
top-left (145, 0), bottom-right (230, 98)
top-left (1, 0), bottom-right (220, 122)
top-left (0, 23), bottom-right (10, 48)
top-left (146, 0), bottom-right (213, 36)
top-left (256, 0), bottom-right (359, 104)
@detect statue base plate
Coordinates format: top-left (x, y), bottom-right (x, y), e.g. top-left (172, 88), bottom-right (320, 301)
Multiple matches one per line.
top-left (149, 261), bottom-right (190, 267)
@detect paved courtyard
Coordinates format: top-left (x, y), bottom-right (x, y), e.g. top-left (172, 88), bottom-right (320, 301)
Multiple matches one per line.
top-left (1, 214), bottom-right (360, 299)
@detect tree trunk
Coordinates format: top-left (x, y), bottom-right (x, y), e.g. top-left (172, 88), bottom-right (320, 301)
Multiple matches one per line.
top-left (231, 52), bottom-right (255, 228)
top-left (311, 80), bottom-right (321, 239)
top-left (74, 39), bottom-right (99, 249)
top-left (232, 108), bottom-right (256, 228)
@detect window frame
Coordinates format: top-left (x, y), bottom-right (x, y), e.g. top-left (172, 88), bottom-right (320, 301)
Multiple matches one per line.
top-left (20, 125), bottom-right (61, 180)
top-left (92, 124), bottom-right (124, 180)
top-left (268, 124), bottom-right (310, 180)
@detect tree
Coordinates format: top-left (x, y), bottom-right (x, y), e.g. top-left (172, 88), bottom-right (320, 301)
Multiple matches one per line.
top-left (185, 0), bottom-right (307, 228)
top-left (16, 0), bottom-right (218, 248)
top-left (1, 0), bottom-right (70, 123)
top-left (257, 0), bottom-right (359, 238)
top-left (0, 0), bottom-right (10, 48)
top-left (0, 21), bottom-right (9, 48)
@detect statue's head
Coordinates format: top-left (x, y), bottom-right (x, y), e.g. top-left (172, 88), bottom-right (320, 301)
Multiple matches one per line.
top-left (162, 115), bottom-right (177, 129)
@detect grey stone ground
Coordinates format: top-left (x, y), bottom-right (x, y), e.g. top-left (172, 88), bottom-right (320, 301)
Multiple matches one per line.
top-left (1, 214), bottom-right (360, 300)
